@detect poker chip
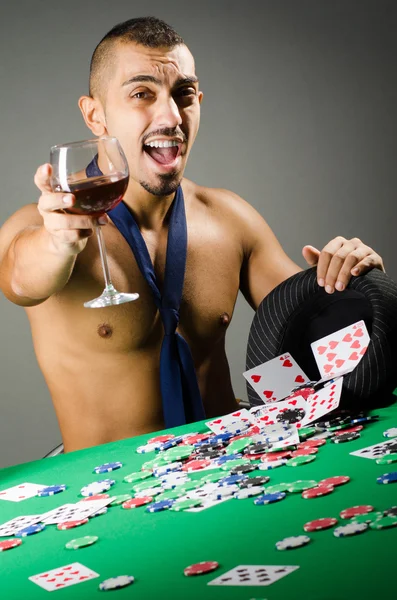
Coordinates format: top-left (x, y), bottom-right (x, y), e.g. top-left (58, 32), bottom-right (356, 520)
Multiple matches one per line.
top-left (340, 505), bottom-right (374, 519)
top-left (264, 483), bottom-right (290, 494)
top-left (153, 462), bottom-right (183, 476)
top-left (298, 427), bottom-right (318, 439)
top-left (170, 498), bottom-right (202, 511)
top-left (209, 433), bottom-right (234, 444)
top-left (90, 507), bottom-right (108, 517)
top-left (216, 454), bottom-right (243, 465)
top-left (123, 471), bottom-right (152, 483)
top-left (351, 511), bottom-right (384, 524)
top-left (230, 463), bottom-right (258, 475)
top-left (383, 428), bottom-right (397, 438)
top-left (350, 415), bottom-right (379, 424)
top-left (234, 486), bottom-right (264, 499)
top-left (147, 434), bottom-right (175, 444)
top-left (80, 494), bottom-right (110, 502)
top-left (258, 460), bottom-right (287, 470)
top-left (182, 459), bottom-right (211, 472)
top-left (254, 492), bottom-right (286, 504)
top-left (369, 516), bottom-right (397, 530)
top-left (304, 517), bottom-right (338, 532)
top-left (156, 489), bottom-right (185, 502)
top-left (134, 487), bottom-right (162, 498)
top-left (218, 474), bottom-right (248, 486)
top-left (99, 575), bottom-right (135, 591)
top-left (0, 538), bottom-right (22, 551)
top-left (136, 442), bottom-right (158, 454)
top-left (226, 438), bottom-right (254, 455)
top-left (332, 425), bottom-right (363, 436)
top-left (65, 535), bottom-right (98, 549)
top-left (239, 476), bottom-right (270, 488)
top-left (160, 445), bottom-right (195, 461)
top-left (376, 453), bottom-right (397, 465)
top-left (109, 495), bottom-right (132, 506)
top-left (332, 432), bottom-right (361, 443)
top-left (298, 439), bottom-right (326, 448)
top-left (383, 506), bottom-right (397, 517)
top-left (37, 485), bottom-right (67, 497)
top-left (200, 472), bottom-right (227, 484)
top-left (80, 480), bottom-right (115, 497)
top-left (210, 485), bottom-right (239, 500)
top-left (93, 462), bottom-right (122, 474)
top-left (318, 476), bottom-right (350, 487)
top-left (146, 499), bottom-right (176, 512)
top-left (122, 497), bottom-right (153, 509)
top-left (184, 561), bottom-right (219, 576)
top-left (377, 472), bottom-right (397, 484)
top-left (182, 433), bottom-right (211, 445)
top-left (57, 519), bottom-right (89, 530)
top-left (222, 420), bottom-right (250, 435)
top-left (244, 443), bottom-right (270, 456)
top-left (221, 459), bottom-right (250, 471)
top-left (132, 479), bottom-right (162, 493)
top-left (172, 481), bottom-right (201, 494)
top-left (276, 535), bottom-right (311, 550)
top-left (285, 455), bottom-right (316, 467)
top-left (15, 523), bottom-right (45, 537)
top-left (160, 477), bottom-right (190, 491)
top-left (276, 408), bottom-right (306, 425)
top-left (333, 522), bottom-right (368, 537)
top-left (261, 451), bottom-right (292, 461)
top-left (194, 449), bottom-right (224, 460)
top-left (289, 448), bottom-right (318, 457)
top-left (287, 480), bottom-right (318, 493)
top-left (302, 485), bottom-right (335, 499)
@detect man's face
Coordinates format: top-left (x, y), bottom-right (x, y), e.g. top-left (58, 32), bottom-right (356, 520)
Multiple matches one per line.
top-left (101, 42), bottom-right (203, 196)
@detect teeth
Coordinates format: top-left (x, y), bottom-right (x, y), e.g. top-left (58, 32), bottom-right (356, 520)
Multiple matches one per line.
top-left (144, 140), bottom-right (180, 148)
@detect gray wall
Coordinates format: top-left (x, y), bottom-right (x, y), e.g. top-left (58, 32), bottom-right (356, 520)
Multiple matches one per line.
top-left (0, 0), bottom-right (396, 468)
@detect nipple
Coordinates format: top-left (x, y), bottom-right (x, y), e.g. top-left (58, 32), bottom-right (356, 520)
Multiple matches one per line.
top-left (220, 312), bottom-right (230, 326)
top-left (97, 323), bottom-right (113, 338)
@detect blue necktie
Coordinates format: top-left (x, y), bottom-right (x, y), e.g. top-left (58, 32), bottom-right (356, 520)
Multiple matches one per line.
top-left (86, 158), bottom-right (206, 427)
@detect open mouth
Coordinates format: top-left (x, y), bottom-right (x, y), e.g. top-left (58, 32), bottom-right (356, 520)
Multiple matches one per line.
top-left (143, 140), bottom-right (183, 167)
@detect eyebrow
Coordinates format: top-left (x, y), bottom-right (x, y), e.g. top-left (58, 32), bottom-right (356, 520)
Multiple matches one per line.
top-left (122, 75), bottom-right (199, 87)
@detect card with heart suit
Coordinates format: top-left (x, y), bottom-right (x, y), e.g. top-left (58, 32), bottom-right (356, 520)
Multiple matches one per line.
top-left (40, 497), bottom-right (114, 525)
top-left (249, 397), bottom-right (307, 428)
top-left (208, 564), bottom-right (299, 586)
top-left (298, 377), bottom-right (343, 427)
top-left (311, 320), bottom-right (369, 378)
top-left (29, 562), bottom-right (99, 592)
top-left (0, 514), bottom-right (43, 537)
top-left (350, 439), bottom-right (397, 460)
top-left (243, 353), bottom-right (310, 403)
top-left (0, 482), bottom-right (48, 502)
top-left (205, 409), bottom-right (256, 434)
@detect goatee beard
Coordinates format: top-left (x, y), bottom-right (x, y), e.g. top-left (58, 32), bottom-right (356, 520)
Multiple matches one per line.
top-left (139, 174), bottom-right (182, 197)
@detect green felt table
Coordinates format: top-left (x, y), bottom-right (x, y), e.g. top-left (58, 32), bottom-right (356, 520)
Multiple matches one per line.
top-left (1, 403), bottom-right (397, 600)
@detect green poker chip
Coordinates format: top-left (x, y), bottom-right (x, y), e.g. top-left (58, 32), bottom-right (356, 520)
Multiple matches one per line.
top-left (369, 515), bottom-right (397, 530)
top-left (286, 455), bottom-right (317, 467)
top-left (156, 489), bottom-right (185, 502)
top-left (221, 459), bottom-right (250, 471)
top-left (123, 471), bottom-right (152, 483)
top-left (160, 445), bottom-right (195, 461)
top-left (141, 457), bottom-right (168, 470)
top-left (200, 472), bottom-right (225, 484)
top-left (132, 479), bottom-right (161, 493)
top-left (226, 438), bottom-right (253, 455)
top-left (351, 511), bottom-right (384, 525)
top-left (170, 498), bottom-right (202, 511)
top-left (173, 481), bottom-right (201, 494)
top-left (298, 427), bottom-right (317, 440)
top-left (263, 483), bottom-right (290, 494)
top-left (376, 453), bottom-right (397, 465)
top-left (65, 535), bottom-right (98, 550)
top-left (287, 480), bottom-right (318, 493)
top-left (109, 494), bottom-right (132, 506)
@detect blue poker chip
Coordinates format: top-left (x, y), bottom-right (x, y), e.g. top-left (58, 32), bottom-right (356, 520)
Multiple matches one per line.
top-left (211, 433), bottom-right (234, 443)
top-left (15, 523), bottom-right (45, 537)
top-left (146, 499), bottom-right (176, 512)
top-left (37, 485), bottom-right (66, 497)
top-left (93, 462), bottom-right (123, 474)
top-left (215, 454), bottom-right (243, 465)
top-left (350, 415), bottom-right (379, 424)
top-left (254, 492), bottom-right (287, 505)
top-left (218, 474), bottom-right (248, 486)
top-left (153, 462), bottom-right (183, 477)
top-left (377, 472), bottom-right (397, 484)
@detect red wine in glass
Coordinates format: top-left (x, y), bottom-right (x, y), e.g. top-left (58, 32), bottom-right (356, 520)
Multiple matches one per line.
top-left (57, 173), bottom-right (129, 216)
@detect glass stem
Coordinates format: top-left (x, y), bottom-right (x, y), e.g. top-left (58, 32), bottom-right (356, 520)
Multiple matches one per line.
top-left (94, 225), bottom-right (116, 294)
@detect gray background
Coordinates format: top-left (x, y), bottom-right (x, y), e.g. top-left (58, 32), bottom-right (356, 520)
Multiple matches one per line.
top-left (0, 0), bottom-right (396, 468)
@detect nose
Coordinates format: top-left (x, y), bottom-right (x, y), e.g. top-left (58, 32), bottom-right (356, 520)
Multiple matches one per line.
top-left (153, 94), bottom-right (182, 129)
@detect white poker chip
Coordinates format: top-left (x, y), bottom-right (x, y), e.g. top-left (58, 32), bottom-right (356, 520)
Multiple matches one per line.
top-left (276, 535), bottom-right (311, 550)
top-left (99, 575), bottom-right (135, 591)
top-left (210, 484), bottom-right (239, 500)
top-left (333, 523), bottom-right (368, 537)
top-left (153, 462), bottom-right (183, 477)
top-left (383, 428), bottom-right (397, 439)
top-left (262, 425), bottom-right (291, 434)
top-left (136, 442), bottom-right (158, 454)
top-left (134, 487), bottom-right (162, 498)
top-left (234, 486), bottom-right (264, 500)
top-left (258, 460), bottom-right (287, 470)
top-left (80, 480), bottom-right (115, 497)
top-left (222, 421), bottom-right (250, 435)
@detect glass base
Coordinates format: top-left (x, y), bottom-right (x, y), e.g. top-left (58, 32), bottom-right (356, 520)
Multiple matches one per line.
top-left (84, 285), bottom-right (139, 308)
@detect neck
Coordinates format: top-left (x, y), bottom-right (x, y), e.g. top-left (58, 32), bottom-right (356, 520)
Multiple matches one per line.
top-left (122, 180), bottom-right (178, 231)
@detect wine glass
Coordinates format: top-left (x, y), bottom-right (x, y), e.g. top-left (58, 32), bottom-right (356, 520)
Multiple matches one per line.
top-left (50, 136), bottom-right (139, 308)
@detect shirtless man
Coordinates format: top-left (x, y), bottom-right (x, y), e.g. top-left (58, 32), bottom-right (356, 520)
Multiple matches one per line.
top-left (0, 17), bottom-right (385, 453)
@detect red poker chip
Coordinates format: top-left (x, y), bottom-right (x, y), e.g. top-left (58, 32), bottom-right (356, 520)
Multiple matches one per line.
top-left (122, 496), bottom-right (153, 509)
top-left (302, 485), bottom-right (335, 499)
top-left (182, 459), bottom-right (211, 472)
top-left (303, 517), bottom-right (338, 532)
top-left (290, 448), bottom-right (318, 457)
top-left (340, 505), bottom-right (374, 519)
top-left (184, 561), bottom-right (219, 576)
top-left (298, 439), bottom-right (326, 448)
top-left (261, 451), bottom-right (292, 462)
top-left (333, 426), bottom-right (363, 436)
top-left (319, 476), bottom-right (350, 487)
top-left (148, 434), bottom-right (175, 444)
top-left (228, 432), bottom-right (252, 443)
top-left (79, 494), bottom-right (110, 502)
top-left (57, 519), bottom-right (88, 530)
top-left (0, 538), bottom-right (22, 552)
top-left (181, 433), bottom-right (211, 445)
top-left (244, 454), bottom-right (264, 460)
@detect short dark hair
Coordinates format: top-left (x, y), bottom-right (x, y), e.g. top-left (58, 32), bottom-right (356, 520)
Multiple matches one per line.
top-left (89, 16), bottom-right (185, 99)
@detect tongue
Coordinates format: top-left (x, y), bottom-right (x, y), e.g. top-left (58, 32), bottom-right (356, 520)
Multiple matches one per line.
top-left (145, 146), bottom-right (178, 165)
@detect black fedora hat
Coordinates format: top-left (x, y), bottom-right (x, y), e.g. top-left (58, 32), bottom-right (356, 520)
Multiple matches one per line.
top-left (246, 266), bottom-right (397, 409)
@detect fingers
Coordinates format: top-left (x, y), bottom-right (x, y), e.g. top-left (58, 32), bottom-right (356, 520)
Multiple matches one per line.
top-left (34, 163), bottom-right (53, 194)
top-left (317, 237), bottom-right (382, 294)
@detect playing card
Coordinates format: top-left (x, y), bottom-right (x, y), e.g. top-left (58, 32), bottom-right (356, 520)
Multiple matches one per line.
top-left (250, 397), bottom-right (307, 428)
top-left (243, 353), bottom-right (309, 403)
top-left (185, 496), bottom-right (233, 512)
top-left (205, 409), bottom-right (255, 434)
top-left (0, 482), bottom-right (47, 502)
top-left (350, 439), bottom-right (397, 459)
top-left (208, 564), bottom-right (299, 586)
top-left (40, 498), bottom-right (114, 525)
top-left (0, 514), bottom-right (43, 537)
top-left (29, 562), bottom-right (99, 591)
top-left (298, 377), bottom-right (343, 427)
top-left (310, 320), bottom-right (369, 378)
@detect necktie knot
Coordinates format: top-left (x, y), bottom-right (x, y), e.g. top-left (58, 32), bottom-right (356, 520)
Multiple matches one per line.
top-left (159, 307), bottom-right (179, 335)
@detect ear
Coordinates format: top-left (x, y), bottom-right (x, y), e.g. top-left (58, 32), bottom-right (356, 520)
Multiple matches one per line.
top-left (78, 95), bottom-right (108, 136)
top-left (198, 90), bottom-right (204, 104)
